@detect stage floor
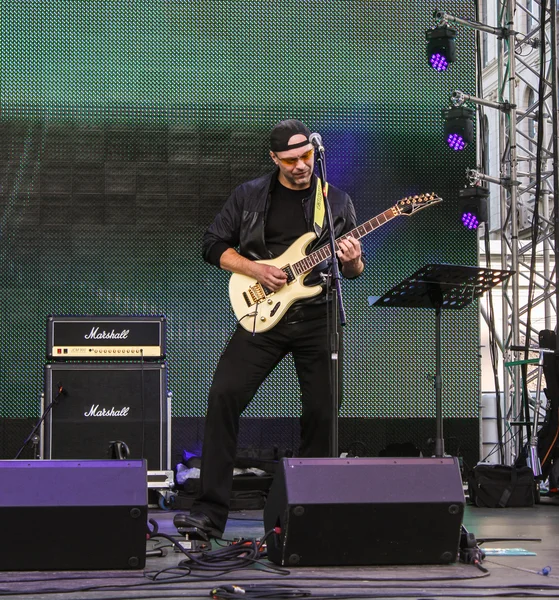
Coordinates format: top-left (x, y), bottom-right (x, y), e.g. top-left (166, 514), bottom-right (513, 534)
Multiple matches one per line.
top-left (2, 499), bottom-right (559, 600)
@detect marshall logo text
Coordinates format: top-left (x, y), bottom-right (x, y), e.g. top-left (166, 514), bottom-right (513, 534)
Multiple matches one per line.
top-left (84, 405), bottom-right (131, 417)
top-left (85, 327), bottom-right (130, 340)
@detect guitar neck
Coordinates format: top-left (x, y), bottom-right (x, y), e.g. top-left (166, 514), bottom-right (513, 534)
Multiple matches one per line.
top-left (292, 205), bottom-right (399, 275)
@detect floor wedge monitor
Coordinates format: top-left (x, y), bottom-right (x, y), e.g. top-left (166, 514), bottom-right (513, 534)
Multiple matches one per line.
top-left (43, 363), bottom-right (169, 470)
top-left (0, 459), bottom-right (147, 570)
top-left (264, 457), bottom-right (465, 566)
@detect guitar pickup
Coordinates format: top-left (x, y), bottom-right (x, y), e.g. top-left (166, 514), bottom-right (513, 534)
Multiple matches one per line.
top-left (243, 292), bottom-right (252, 307)
top-left (283, 265), bottom-right (295, 284)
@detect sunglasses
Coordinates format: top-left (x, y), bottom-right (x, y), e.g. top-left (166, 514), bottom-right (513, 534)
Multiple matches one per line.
top-left (275, 148), bottom-right (314, 167)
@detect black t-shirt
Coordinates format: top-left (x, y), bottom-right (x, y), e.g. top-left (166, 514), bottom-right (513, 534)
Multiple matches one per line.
top-left (265, 181), bottom-right (309, 257)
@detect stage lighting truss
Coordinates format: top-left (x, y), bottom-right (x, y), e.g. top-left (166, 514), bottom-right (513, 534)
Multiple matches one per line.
top-left (432, 4), bottom-right (559, 467)
top-left (458, 186), bottom-right (489, 230)
top-left (442, 106), bottom-right (475, 151)
top-left (425, 24), bottom-right (457, 71)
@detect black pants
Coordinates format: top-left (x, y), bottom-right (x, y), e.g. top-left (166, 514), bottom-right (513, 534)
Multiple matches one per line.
top-left (191, 307), bottom-right (339, 533)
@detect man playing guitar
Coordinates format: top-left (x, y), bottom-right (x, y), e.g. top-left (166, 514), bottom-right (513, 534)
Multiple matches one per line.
top-left (175, 119), bottom-right (363, 539)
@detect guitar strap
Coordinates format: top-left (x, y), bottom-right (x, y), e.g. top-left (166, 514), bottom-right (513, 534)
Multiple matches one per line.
top-left (313, 180), bottom-right (327, 236)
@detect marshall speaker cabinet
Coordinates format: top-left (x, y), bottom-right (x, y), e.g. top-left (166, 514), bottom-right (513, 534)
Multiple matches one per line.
top-left (264, 457), bottom-right (465, 566)
top-left (0, 459), bottom-right (147, 570)
top-left (43, 363), bottom-right (170, 470)
top-left (47, 315), bottom-right (166, 360)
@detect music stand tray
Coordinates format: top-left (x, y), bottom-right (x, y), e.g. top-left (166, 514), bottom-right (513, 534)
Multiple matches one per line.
top-left (368, 263), bottom-right (513, 457)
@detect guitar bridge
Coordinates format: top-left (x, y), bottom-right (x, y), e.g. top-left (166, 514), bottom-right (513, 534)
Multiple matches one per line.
top-left (246, 283), bottom-right (267, 306)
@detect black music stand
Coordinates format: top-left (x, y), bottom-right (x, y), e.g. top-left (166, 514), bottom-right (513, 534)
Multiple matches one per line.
top-left (369, 263), bottom-right (513, 458)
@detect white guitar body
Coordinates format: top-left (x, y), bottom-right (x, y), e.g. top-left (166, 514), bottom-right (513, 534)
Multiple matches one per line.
top-left (229, 232), bottom-right (321, 334)
top-left (228, 193), bottom-right (442, 333)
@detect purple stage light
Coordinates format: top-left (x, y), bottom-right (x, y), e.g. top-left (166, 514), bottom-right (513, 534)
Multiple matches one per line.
top-left (426, 26), bottom-right (457, 71)
top-left (459, 187), bottom-right (488, 229)
top-left (461, 211), bottom-right (479, 230)
top-left (447, 133), bottom-right (465, 151)
top-left (429, 53), bottom-right (448, 71)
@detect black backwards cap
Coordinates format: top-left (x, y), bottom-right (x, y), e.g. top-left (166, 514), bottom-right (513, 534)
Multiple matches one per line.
top-left (270, 119), bottom-right (311, 152)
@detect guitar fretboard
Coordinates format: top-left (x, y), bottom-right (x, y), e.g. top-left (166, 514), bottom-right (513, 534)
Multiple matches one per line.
top-left (292, 206), bottom-right (398, 276)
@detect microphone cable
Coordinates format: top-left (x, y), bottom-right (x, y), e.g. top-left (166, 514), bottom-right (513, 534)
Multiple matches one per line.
top-left (145, 519), bottom-right (288, 581)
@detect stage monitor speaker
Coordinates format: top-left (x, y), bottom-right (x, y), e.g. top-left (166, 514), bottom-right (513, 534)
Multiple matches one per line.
top-left (263, 457), bottom-right (465, 566)
top-left (0, 459), bottom-right (147, 570)
top-left (43, 363), bottom-right (169, 470)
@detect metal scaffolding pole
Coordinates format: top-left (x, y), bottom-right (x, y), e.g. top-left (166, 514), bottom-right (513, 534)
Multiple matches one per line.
top-left (433, 1), bottom-right (557, 465)
top-left (500, 0), bottom-right (522, 462)
top-left (552, 2), bottom-right (559, 351)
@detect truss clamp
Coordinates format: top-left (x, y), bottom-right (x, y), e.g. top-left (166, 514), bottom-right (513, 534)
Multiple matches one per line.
top-left (466, 169), bottom-right (513, 189)
top-left (496, 26), bottom-right (511, 40)
top-left (499, 101), bottom-right (516, 112)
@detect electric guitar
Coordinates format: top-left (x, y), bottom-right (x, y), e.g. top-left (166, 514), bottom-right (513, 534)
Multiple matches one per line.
top-left (229, 192), bottom-right (442, 333)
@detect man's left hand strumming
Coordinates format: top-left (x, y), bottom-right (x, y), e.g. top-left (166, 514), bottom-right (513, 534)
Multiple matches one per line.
top-left (338, 235), bottom-right (364, 278)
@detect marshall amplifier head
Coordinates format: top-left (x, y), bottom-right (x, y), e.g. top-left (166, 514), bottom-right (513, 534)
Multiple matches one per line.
top-left (43, 363), bottom-right (170, 470)
top-left (47, 315), bottom-right (166, 360)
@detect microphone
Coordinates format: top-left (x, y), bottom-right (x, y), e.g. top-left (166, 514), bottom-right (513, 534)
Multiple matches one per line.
top-left (309, 132), bottom-right (324, 152)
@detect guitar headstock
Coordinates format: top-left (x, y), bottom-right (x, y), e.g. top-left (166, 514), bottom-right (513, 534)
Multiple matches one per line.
top-left (396, 193), bottom-right (442, 215)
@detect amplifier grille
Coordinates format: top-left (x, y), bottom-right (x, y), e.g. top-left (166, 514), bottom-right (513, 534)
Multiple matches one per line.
top-left (43, 363), bottom-right (169, 470)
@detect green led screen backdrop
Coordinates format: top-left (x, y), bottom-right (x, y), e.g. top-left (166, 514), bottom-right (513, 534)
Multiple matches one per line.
top-left (0, 1), bottom-right (479, 461)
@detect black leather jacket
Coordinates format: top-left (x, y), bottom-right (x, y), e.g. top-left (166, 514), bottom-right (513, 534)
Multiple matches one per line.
top-left (202, 170), bottom-right (360, 305)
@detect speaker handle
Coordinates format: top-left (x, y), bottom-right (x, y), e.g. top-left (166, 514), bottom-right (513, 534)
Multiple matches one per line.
top-left (108, 440), bottom-right (130, 460)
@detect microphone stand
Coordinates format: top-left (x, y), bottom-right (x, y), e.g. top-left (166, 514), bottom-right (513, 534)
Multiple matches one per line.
top-left (314, 146), bottom-right (346, 458)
